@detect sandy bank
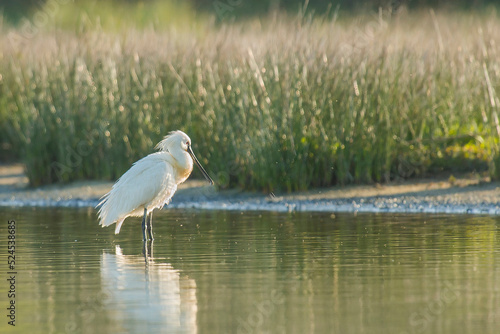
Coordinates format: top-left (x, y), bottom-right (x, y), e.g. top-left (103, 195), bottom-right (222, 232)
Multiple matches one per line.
top-left (1, 164), bottom-right (499, 215)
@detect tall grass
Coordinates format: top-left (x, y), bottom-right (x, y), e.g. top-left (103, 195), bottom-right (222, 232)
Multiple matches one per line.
top-left (1, 10), bottom-right (500, 191)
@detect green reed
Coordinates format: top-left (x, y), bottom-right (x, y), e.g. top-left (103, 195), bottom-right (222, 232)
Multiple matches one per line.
top-left (1, 11), bottom-right (499, 191)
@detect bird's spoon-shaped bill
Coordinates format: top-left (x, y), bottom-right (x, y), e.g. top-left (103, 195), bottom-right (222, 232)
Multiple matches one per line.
top-left (188, 145), bottom-right (214, 185)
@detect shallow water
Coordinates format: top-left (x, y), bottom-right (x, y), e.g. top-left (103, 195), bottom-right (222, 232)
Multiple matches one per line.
top-left (1, 208), bottom-right (500, 333)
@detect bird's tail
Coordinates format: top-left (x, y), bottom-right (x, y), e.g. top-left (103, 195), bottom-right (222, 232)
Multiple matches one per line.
top-left (96, 192), bottom-right (130, 234)
top-left (115, 218), bottom-right (125, 234)
top-left (96, 194), bottom-right (116, 228)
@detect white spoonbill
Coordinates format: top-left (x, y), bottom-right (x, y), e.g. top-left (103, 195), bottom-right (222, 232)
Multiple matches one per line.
top-left (96, 130), bottom-right (213, 240)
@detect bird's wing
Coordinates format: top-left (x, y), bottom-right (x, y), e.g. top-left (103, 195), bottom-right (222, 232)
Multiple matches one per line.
top-left (97, 153), bottom-right (173, 228)
top-left (142, 153), bottom-right (178, 210)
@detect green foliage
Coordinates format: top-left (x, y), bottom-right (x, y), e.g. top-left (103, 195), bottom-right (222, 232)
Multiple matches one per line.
top-left (1, 11), bottom-right (500, 191)
top-left (0, 0), bottom-right (201, 30)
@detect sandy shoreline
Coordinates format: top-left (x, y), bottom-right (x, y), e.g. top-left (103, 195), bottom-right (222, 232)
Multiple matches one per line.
top-left (1, 163), bottom-right (499, 215)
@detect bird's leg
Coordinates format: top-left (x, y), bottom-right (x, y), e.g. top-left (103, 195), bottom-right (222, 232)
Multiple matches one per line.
top-left (141, 207), bottom-right (148, 241)
top-left (148, 239), bottom-right (154, 258)
top-left (147, 211), bottom-right (154, 241)
top-left (142, 239), bottom-right (148, 259)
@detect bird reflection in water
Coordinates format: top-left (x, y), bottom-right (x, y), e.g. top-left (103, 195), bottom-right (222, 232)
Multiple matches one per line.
top-left (100, 245), bottom-right (198, 333)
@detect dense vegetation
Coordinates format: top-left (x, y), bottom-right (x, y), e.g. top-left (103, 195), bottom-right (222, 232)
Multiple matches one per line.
top-left (3, 0), bottom-right (500, 23)
top-left (1, 2), bottom-right (499, 191)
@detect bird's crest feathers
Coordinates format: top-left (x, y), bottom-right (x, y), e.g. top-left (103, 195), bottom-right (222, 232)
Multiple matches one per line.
top-left (155, 130), bottom-right (190, 152)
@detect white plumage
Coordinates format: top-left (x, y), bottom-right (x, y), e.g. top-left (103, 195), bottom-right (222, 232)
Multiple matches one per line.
top-left (96, 130), bottom-right (213, 240)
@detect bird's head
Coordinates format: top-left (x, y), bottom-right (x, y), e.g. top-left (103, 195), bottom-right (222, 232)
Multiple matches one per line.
top-left (155, 130), bottom-right (190, 152)
top-left (156, 131), bottom-right (214, 185)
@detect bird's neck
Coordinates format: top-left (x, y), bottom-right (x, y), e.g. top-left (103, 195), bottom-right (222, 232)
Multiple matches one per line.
top-left (171, 151), bottom-right (193, 184)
